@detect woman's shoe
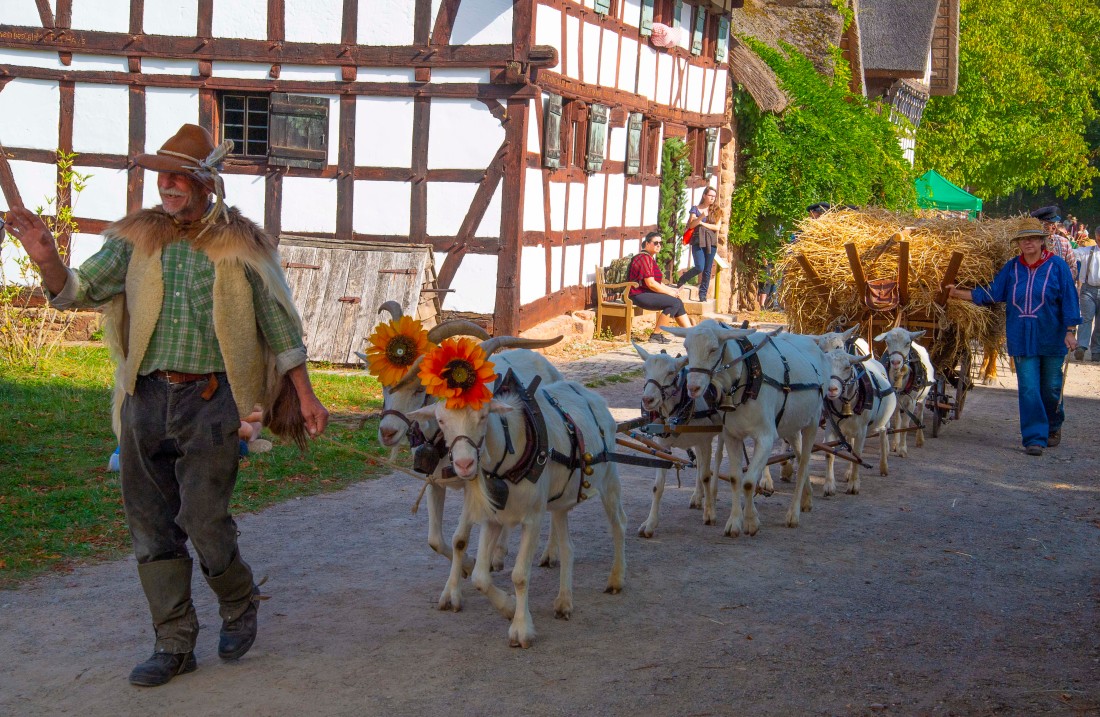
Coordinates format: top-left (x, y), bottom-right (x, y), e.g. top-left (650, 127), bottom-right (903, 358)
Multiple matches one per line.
top-left (649, 332), bottom-right (671, 344)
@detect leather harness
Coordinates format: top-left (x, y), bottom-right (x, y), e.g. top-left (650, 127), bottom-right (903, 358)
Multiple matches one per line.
top-left (712, 336), bottom-right (822, 426)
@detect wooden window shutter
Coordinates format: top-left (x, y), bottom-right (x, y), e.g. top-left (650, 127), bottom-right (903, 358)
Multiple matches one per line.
top-left (594, 0), bottom-right (612, 16)
top-left (625, 113), bottom-right (643, 176)
top-left (268, 93), bottom-right (329, 170)
top-left (704, 127), bottom-right (718, 178)
top-left (585, 103), bottom-right (609, 174)
top-left (691, 6), bottom-right (706, 56)
top-left (544, 94), bottom-right (563, 169)
top-left (640, 0), bottom-right (655, 35)
top-left (716, 16), bottom-right (730, 63)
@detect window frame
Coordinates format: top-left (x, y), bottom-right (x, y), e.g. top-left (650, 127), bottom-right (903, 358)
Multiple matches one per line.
top-left (217, 91), bottom-right (271, 159)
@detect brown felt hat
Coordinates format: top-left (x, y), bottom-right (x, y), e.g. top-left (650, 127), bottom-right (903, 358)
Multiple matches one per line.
top-left (133, 124), bottom-right (220, 191)
top-left (1012, 218), bottom-right (1047, 240)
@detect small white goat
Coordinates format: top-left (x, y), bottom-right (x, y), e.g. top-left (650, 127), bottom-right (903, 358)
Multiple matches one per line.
top-left (874, 327), bottom-right (933, 458)
top-left (631, 342), bottom-right (725, 536)
top-left (410, 378), bottom-right (626, 648)
top-left (821, 347), bottom-right (897, 495)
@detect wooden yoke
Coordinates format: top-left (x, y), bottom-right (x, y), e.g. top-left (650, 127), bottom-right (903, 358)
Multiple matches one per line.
top-left (936, 251), bottom-right (964, 306)
top-left (845, 242), bottom-right (867, 299)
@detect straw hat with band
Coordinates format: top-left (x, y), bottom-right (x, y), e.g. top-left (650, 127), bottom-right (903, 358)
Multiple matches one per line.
top-left (1012, 218), bottom-right (1048, 241)
top-left (133, 123), bottom-right (234, 232)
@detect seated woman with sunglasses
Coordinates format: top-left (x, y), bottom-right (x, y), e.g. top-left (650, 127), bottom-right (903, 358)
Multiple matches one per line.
top-left (627, 232), bottom-right (693, 343)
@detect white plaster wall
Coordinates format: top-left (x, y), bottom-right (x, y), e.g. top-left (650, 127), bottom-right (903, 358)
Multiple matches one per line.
top-left (75, 168), bottom-right (127, 221)
top-left (2, 246), bottom-right (32, 287)
top-left (70, 0), bottom-right (128, 32)
top-left (688, 64), bottom-right (703, 113)
top-left (145, 88), bottom-right (199, 153)
top-left (281, 66), bottom-right (343, 82)
top-left (427, 99), bottom-right (505, 170)
top-left (566, 182), bottom-right (584, 231)
top-left (523, 168), bottom-right (545, 233)
top-left (534, 4), bottom-right (563, 72)
top-left (602, 239), bottom-right (621, 264)
top-left (353, 180), bottom-right (412, 235)
top-left (625, 183), bottom-right (643, 226)
top-left (585, 174), bottom-right (605, 228)
top-left (440, 253), bottom-right (497, 313)
top-left (211, 62), bottom-right (271, 80)
top-left (618, 37), bottom-right (638, 93)
top-left (711, 68), bottom-right (728, 114)
top-left (599, 28), bottom-right (619, 87)
top-left (622, 237), bottom-right (640, 256)
top-left (605, 173), bottom-right (624, 226)
top-left (431, 69), bottom-right (492, 83)
top-left (608, 126), bottom-right (626, 165)
top-left (68, 233), bottom-right (106, 269)
top-left (426, 182), bottom-right (478, 236)
top-left (356, 97), bottom-right (414, 167)
top-left (527, 98), bottom-right (542, 156)
top-left (144, 0), bottom-right (198, 36)
top-left (357, 68), bottom-right (416, 82)
top-left (638, 46), bottom-right (657, 101)
top-left (656, 53), bottom-right (673, 106)
top-left (622, 0), bottom-right (642, 27)
top-left (520, 245), bottom-right (547, 304)
top-left (222, 173), bottom-right (267, 227)
top-left (359, 0), bottom-right (416, 45)
top-left (642, 184), bottom-right (658, 226)
top-left (451, 0), bottom-right (513, 45)
top-left (582, 241), bottom-right (602, 283)
top-left (72, 84), bottom-right (129, 155)
top-left (281, 177), bottom-right (338, 233)
top-left (548, 182), bottom-right (566, 232)
top-left (549, 245), bottom-right (563, 292)
top-left (564, 14), bottom-right (581, 80)
top-left (0, 161), bottom-right (56, 213)
top-left (285, 0), bottom-right (343, 44)
top-left (563, 244), bottom-right (581, 287)
top-left (676, 3), bottom-right (692, 50)
top-left (213, 0), bottom-right (267, 40)
top-left (3, 0), bottom-right (43, 26)
top-left (475, 184), bottom-right (503, 238)
top-left (142, 172), bottom-right (162, 209)
top-left (0, 49), bottom-right (66, 71)
top-left (143, 59), bottom-right (200, 76)
top-left (69, 54), bottom-right (129, 72)
top-left (0, 80), bottom-right (59, 151)
top-left (581, 22), bottom-right (601, 85)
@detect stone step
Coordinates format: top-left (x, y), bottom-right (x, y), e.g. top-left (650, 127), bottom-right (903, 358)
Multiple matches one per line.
top-left (684, 298), bottom-right (714, 316)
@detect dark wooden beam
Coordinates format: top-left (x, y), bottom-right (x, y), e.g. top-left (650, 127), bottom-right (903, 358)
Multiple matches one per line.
top-left (430, 0), bottom-right (462, 46)
top-left (336, 94), bottom-right (355, 241)
top-left (35, 0), bottom-right (55, 27)
top-left (56, 81), bottom-right (75, 259)
top-left (127, 84), bottom-right (145, 213)
top-left (518, 285), bottom-right (590, 331)
top-left (0, 140), bottom-right (25, 209)
top-left (284, 230), bottom-right (499, 253)
top-left (494, 99), bottom-right (527, 336)
top-left (414, 0), bottom-right (432, 45)
top-left (536, 71), bottom-right (725, 127)
top-left (197, 0), bottom-right (213, 36)
top-left (268, 0), bottom-right (285, 42)
top-left (512, 0), bottom-right (533, 59)
top-left (341, 0), bottom-right (358, 44)
top-left (410, 96), bottom-right (430, 243)
top-left (265, 169), bottom-right (283, 237)
top-left (129, 0), bottom-right (144, 34)
top-left (522, 225), bottom-right (658, 246)
top-left (54, 0), bottom-right (72, 29)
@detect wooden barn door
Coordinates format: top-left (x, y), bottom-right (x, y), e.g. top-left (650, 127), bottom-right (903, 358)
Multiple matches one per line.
top-left (279, 238), bottom-right (439, 364)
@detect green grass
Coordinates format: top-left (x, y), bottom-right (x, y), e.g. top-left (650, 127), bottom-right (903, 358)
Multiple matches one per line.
top-left (0, 347), bottom-right (387, 588)
top-left (585, 368), bottom-right (643, 389)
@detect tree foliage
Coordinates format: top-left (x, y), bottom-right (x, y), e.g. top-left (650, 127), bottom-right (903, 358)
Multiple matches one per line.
top-left (656, 137), bottom-right (692, 274)
top-left (915, 0), bottom-right (1100, 199)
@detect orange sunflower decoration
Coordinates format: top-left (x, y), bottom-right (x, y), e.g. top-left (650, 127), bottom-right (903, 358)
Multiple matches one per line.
top-left (365, 316), bottom-right (434, 387)
top-left (418, 337), bottom-right (497, 410)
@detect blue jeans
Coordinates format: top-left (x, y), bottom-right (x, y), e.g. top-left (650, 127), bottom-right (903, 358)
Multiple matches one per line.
top-left (1077, 286), bottom-right (1100, 357)
top-left (678, 246), bottom-right (717, 300)
top-left (1013, 355), bottom-right (1065, 447)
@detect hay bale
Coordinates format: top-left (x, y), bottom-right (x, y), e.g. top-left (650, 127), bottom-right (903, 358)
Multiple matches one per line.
top-left (778, 208), bottom-right (1027, 372)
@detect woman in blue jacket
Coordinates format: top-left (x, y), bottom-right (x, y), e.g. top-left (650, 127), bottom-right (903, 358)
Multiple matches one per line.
top-left (947, 220), bottom-right (1081, 456)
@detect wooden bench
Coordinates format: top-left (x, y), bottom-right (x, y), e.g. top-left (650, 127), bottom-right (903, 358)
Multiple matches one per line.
top-left (594, 255), bottom-right (655, 338)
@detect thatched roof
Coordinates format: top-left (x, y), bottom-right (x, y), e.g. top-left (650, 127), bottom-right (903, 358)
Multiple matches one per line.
top-left (857, 0), bottom-right (939, 75)
top-left (731, 0), bottom-right (846, 77)
top-left (728, 37), bottom-right (788, 113)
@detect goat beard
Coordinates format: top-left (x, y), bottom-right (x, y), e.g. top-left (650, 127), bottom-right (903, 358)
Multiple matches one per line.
top-left (265, 374), bottom-right (309, 452)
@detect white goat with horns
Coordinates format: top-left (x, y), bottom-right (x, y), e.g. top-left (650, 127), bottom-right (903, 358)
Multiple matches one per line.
top-left (875, 327), bottom-right (933, 458)
top-left (408, 367), bottom-right (627, 648)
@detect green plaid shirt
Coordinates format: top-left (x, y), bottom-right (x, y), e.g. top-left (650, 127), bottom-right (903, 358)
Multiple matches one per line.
top-left (52, 237), bottom-right (306, 375)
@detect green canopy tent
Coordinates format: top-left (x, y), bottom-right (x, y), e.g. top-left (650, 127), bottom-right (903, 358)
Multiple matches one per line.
top-left (915, 170), bottom-right (983, 217)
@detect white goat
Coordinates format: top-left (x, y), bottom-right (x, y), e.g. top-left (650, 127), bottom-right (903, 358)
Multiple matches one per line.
top-left (874, 328), bottom-right (933, 458)
top-left (632, 343), bottom-right (725, 536)
top-left (663, 320), bottom-right (828, 535)
top-left (821, 347), bottom-right (896, 495)
top-left (410, 378), bottom-right (626, 648)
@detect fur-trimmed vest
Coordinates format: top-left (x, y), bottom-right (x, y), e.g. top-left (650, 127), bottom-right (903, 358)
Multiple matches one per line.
top-left (101, 207), bottom-right (304, 438)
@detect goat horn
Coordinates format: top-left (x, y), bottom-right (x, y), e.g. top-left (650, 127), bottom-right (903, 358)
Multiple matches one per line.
top-left (479, 335), bottom-right (563, 358)
top-left (390, 355), bottom-right (427, 391)
top-left (426, 320), bottom-right (490, 344)
top-left (378, 301), bottom-right (403, 320)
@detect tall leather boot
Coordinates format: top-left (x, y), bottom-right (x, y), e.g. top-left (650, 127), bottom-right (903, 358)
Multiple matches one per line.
top-left (204, 553), bottom-right (260, 660)
top-left (130, 557), bottom-right (199, 687)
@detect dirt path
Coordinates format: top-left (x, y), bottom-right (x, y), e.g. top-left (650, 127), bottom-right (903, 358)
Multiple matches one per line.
top-left (2, 347), bottom-right (1098, 716)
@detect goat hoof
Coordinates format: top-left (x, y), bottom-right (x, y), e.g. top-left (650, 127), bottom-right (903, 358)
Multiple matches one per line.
top-left (724, 523), bottom-right (741, 538)
top-left (785, 514), bottom-right (800, 528)
top-left (604, 583), bottom-right (622, 595)
top-left (637, 524), bottom-right (654, 538)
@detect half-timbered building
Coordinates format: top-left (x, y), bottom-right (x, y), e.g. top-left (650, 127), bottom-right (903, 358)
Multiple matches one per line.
top-left (0, 0), bottom-right (736, 350)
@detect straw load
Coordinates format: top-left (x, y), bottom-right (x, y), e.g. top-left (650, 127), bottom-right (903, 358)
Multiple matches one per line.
top-left (777, 209), bottom-right (1028, 376)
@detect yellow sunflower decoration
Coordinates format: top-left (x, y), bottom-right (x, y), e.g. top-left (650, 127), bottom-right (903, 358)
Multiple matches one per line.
top-left (365, 316), bottom-right (434, 386)
top-left (418, 337), bottom-right (497, 410)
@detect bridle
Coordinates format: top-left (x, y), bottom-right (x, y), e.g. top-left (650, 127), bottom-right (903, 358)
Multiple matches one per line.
top-left (380, 390), bottom-right (437, 448)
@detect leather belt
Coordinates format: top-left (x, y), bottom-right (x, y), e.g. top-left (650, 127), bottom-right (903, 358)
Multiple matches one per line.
top-left (148, 370), bottom-right (220, 400)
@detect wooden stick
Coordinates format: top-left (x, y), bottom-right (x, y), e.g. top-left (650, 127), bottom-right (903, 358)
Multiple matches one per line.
top-left (898, 238), bottom-right (910, 308)
top-left (845, 242), bottom-right (868, 299)
top-left (615, 436), bottom-right (692, 466)
top-left (936, 250), bottom-right (964, 305)
top-left (627, 430), bottom-right (672, 454)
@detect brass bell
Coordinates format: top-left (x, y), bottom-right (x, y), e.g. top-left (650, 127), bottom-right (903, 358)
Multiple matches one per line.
top-left (583, 465), bottom-right (594, 476)
top-left (841, 401), bottom-right (853, 417)
top-left (718, 394), bottom-right (738, 412)
top-left (579, 493), bottom-right (589, 501)
top-left (582, 452), bottom-right (593, 464)
top-left (582, 480), bottom-right (592, 489)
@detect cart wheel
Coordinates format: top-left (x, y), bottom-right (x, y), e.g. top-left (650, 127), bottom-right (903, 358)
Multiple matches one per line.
top-left (930, 376), bottom-right (945, 438)
top-left (954, 350), bottom-right (972, 419)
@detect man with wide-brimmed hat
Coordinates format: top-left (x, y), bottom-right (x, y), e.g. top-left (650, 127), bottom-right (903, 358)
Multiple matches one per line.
top-left (946, 219), bottom-right (1080, 456)
top-left (5, 124), bottom-right (329, 686)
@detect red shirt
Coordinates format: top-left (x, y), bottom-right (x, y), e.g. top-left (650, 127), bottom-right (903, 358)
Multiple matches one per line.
top-left (628, 253), bottom-right (662, 297)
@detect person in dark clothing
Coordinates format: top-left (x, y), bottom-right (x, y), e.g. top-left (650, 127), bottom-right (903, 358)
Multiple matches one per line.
top-left (629, 232), bottom-right (692, 343)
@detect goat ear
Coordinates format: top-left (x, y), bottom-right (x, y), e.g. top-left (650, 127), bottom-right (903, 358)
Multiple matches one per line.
top-left (489, 399), bottom-right (515, 415)
top-left (632, 341), bottom-right (651, 361)
top-left (849, 353), bottom-right (872, 365)
top-left (661, 325), bottom-right (691, 338)
top-left (908, 330), bottom-right (926, 341)
top-left (873, 331), bottom-right (888, 342)
top-left (842, 325), bottom-right (858, 340)
top-left (675, 355), bottom-right (688, 369)
top-left (407, 405), bottom-right (437, 422)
